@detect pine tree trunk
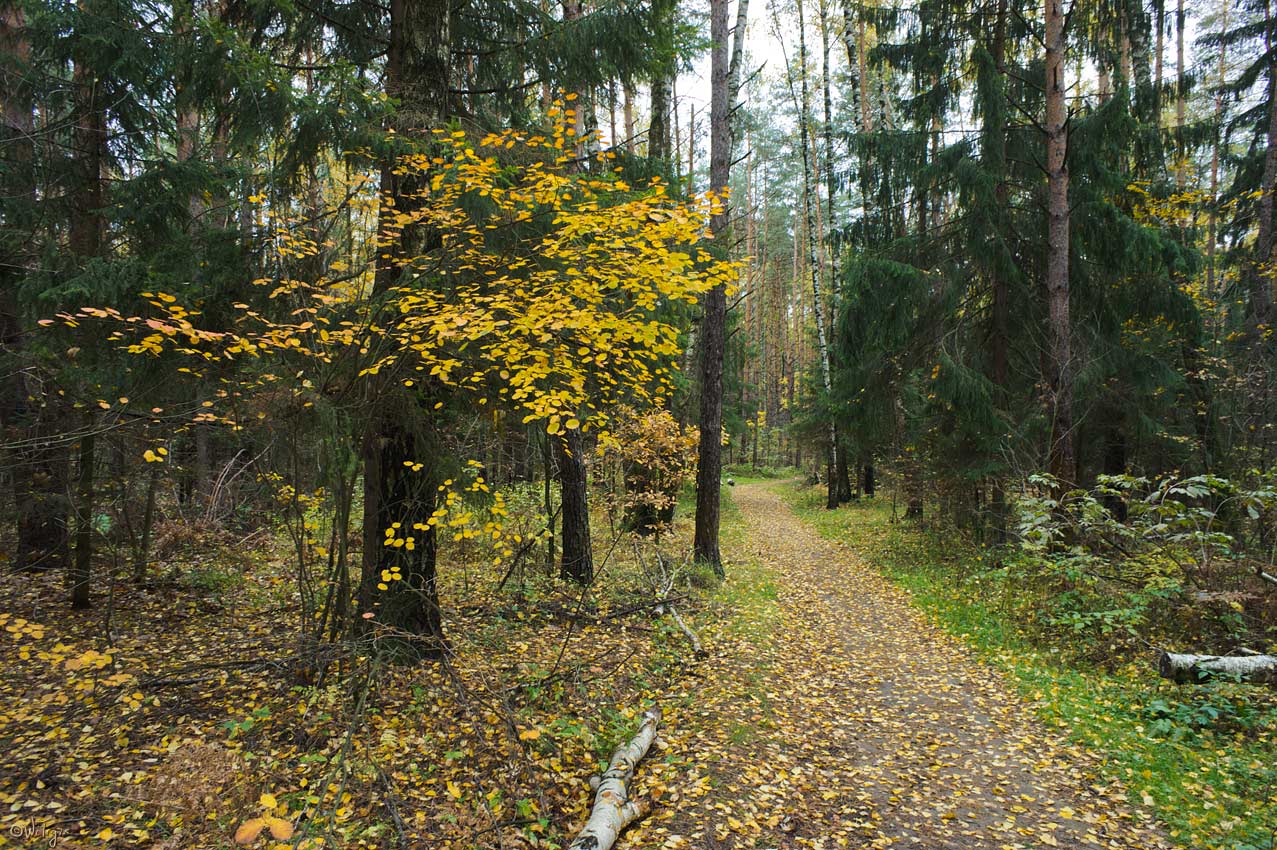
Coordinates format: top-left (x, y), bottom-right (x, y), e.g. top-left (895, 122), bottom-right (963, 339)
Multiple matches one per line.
top-left (693, 0), bottom-right (748, 573)
top-left (557, 429), bottom-right (593, 584)
top-left (1044, 0), bottom-right (1075, 486)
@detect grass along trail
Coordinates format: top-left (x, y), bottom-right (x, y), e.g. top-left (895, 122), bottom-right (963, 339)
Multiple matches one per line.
top-left (638, 479), bottom-right (1171, 850)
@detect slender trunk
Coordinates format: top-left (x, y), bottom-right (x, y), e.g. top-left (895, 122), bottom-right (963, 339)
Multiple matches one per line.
top-left (1206, 0), bottom-right (1228, 296)
top-left (1044, 0), bottom-right (1075, 485)
top-left (543, 431), bottom-right (556, 568)
top-left (840, 2), bottom-right (873, 134)
top-left (1174, 0), bottom-right (1186, 189)
top-left (1154, 0), bottom-right (1164, 119)
top-left (63, 21), bottom-right (104, 600)
top-left (71, 425), bottom-right (94, 609)
top-left (132, 467), bottom-right (158, 582)
top-left (623, 82), bottom-right (635, 152)
top-left (794, 0), bottom-right (839, 508)
top-left (557, 429), bottom-right (593, 584)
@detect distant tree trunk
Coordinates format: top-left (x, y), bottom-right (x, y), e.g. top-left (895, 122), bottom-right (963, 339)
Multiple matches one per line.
top-left (557, 428), bottom-right (593, 584)
top-left (835, 441), bottom-right (852, 503)
top-left (1174, 0), bottom-right (1185, 190)
top-left (132, 467), bottom-right (158, 582)
top-left (623, 81), bottom-right (635, 151)
top-left (1206, 0), bottom-right (1228, 296)
top-left (70, 425), bottom-right (94, 609)
top-left (863, 461), bottom-right (875, 497)
top-left (544, 431), bottom-right (556, 568)
top-left (1044, 0), bottom-right (1075, 486)
top-left (693, 0), bottom-right (748, 574)
top-left (794, 0), bottom-right (839, 510)
top-left (1154, 0), bottom-right (1164, 119)
top-left (361, 0), bottom-right (450, 659)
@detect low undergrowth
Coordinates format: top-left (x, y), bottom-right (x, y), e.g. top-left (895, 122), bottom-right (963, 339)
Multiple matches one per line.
top-left (785, 481), bottom-right (1277, 850)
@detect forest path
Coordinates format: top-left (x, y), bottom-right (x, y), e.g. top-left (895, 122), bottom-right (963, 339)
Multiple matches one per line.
top-left (663, 480), bottom-right (1170, 849)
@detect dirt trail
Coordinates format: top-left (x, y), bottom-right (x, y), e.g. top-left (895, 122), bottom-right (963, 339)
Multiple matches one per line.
top-left (664, 481), bottom-right (1171, 849)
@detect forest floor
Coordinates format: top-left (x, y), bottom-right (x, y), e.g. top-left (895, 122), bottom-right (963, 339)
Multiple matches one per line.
top-left (0, 477), bottom-right (1224, 850)
top-left (632, 479), bottom-right (1171, 850)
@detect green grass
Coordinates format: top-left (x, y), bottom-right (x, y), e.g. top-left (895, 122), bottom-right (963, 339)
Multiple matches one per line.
top-left (783, 482), bottom-right (1277, 850)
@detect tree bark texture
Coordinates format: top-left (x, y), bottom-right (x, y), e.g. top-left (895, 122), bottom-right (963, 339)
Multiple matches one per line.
top-left (557, 428), bottom-right (594, 585)
top-left (1159, 651), bottom-right (1277, 684)
top-left (693, 0), bottom-right (748, 573)
top-left (1044, 0), bottom-right (1075, 486)
top-left (693, 0), bottom-right (732, 573)
top-left (361, 0), bottom-right (451, 657)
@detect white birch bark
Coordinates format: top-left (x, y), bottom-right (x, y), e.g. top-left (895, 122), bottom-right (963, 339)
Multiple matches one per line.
top-left (1159, 651), bottom-right (1277, 684)
top-left (567, 708), bottom-right (663, 850)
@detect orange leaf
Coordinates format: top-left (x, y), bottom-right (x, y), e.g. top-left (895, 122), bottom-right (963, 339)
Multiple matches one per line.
top-left (266, 816), bottom-right (295, 840)
top-left (234, 818), bottom-right (266, 845)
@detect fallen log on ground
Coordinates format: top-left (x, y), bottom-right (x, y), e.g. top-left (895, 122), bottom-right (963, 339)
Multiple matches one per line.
top-left (1158, 651), bottom-right (1277, 684)
top-left (567, 707), bottom-right (662, 850)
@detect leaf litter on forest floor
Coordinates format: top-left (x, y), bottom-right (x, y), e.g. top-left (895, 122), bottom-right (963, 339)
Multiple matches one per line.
top-left (0, 480), bottom-right (1175, 849)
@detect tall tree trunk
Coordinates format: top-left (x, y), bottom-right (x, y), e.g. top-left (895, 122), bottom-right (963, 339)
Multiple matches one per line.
top-left (1154, 0), bottom-right (1164, 120)
top-left (1206, 0), bottom-right (1228, 297)
top-left (63, 22), bottom-right (105, 602)
top-left (794, 0), bottom-right (839, 508)
top-left (1044, 0), bottom-right (1075, 485)
top-left (557, 428), bottom-right (593, 584)
top-left (987, 0), bottom-right (1011, 542)
top-left (1, 3), bottom-right (70, 573)
top-left (1174, 0), bottom-right (1185, 189)
top-left (361, 0), bottom-right (451, 659)
top-left (693, 0), bottom-right (748, 573)
top-left (820, 0), bottom-right (851, 504)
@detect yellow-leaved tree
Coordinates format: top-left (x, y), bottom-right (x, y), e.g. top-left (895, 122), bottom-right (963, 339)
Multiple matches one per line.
top-left (59, 111), bottom-right (739, 656)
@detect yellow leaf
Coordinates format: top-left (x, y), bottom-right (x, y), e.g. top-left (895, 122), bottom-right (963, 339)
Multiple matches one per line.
top-left (266, 816), bottom-right (294, 840)
top-left (259, 792), bottom-right (278, 810)
top-left (447, 780), bottom-right (463, 799)
top-left (235, 818), bottom-right (266, 845)
top-left (518, 728), bottom-right (541, 741)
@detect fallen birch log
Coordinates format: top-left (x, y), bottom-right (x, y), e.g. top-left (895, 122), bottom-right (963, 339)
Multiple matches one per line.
top-left (567, 707), bottom-right (662, 850)
top-left (1158, 651), bottom-right (1277, 684)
